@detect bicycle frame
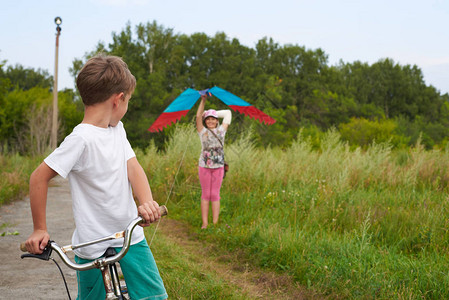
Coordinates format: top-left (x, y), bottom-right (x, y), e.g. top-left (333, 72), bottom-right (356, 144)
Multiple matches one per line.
top-left (21, 205), bottom-right (167, 300)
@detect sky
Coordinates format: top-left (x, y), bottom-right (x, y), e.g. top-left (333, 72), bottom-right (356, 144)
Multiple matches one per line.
top-left (1, 0), bottom-right (448, 95)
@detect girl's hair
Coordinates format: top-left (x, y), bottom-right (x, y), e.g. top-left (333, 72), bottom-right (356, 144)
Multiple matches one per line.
top-left (76, 54), bottom-right (136, 106)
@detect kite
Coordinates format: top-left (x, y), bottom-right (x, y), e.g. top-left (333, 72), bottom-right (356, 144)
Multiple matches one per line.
top-left (148, 86), bottom-right (276, 132)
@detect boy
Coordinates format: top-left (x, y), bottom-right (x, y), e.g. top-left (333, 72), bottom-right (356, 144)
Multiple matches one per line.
top-left (25, 54), bottom-right (168, 300)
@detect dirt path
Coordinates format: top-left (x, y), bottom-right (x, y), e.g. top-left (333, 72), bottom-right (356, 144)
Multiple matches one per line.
top-left (0, 176), bottom-right (77, 299)
top-left (0, 176), bottom-right (317, 299)
top-left (157, 219), bottom-right (313, 299)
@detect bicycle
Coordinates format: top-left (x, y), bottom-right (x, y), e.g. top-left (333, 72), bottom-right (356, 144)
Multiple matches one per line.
top-left (20, 205), bottom-right (168, 300)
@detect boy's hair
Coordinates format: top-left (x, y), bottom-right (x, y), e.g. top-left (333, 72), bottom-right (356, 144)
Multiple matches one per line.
top-left (76, 54), bottom-right (136, 106)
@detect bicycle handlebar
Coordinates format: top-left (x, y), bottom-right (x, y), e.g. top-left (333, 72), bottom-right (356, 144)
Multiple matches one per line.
top-left (20, 205), bottom-right (167, 271)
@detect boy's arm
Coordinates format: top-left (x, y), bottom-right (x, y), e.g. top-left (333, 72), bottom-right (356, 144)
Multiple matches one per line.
top-left (25, 162), bottom-right (57, 254)
top-left (127, 157), bottom-right (161, 226)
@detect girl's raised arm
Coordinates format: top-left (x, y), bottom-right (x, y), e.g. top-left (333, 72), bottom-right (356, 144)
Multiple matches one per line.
top-left (196, 95), bottom-right (207, 132)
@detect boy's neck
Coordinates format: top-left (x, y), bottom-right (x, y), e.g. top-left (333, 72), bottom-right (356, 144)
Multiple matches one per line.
top-left (82, 101), bottom-right (113, 128)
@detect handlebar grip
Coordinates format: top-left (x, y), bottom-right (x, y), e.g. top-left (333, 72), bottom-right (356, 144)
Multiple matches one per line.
top-left (159, 205), bottom-right (168, 217)
top-left (20, 243), bottom-right (27, 252)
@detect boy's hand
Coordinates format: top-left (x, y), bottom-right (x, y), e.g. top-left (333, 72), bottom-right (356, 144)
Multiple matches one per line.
top-left (25, 230), bottom-right (50, 254)
top-left (138, 201), bottom-right (161, 226)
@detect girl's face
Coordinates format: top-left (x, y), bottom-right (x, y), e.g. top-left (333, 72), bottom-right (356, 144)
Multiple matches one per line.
top-left (204, 116), bottom-right (218, 129)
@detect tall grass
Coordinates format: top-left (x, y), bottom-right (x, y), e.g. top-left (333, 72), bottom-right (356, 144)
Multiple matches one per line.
top-left (0, 153), bottom-right (43, 205)
top-left (140, 124), bottom-right (449, 299)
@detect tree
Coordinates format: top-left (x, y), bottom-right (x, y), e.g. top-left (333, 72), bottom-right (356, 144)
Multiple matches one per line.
top-left (0, 87), bottom-right (52, 153)
top-left (67, 21), bottom-right (449, 150)
top-left (0, 64), bottom-right (52, 91)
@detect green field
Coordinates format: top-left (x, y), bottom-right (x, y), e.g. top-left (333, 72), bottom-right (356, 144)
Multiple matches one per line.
top-left (3, 125), bottom-right (449, 298)
top-left (141, 125), bottom-right (449, 299)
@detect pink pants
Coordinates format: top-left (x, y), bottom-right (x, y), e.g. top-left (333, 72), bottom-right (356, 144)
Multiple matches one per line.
top-left (198, 166), bottom-right (224, 202)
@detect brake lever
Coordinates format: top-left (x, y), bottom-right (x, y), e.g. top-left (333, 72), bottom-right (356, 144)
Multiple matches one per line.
top-left (21, 241), bottom-right (53, 261)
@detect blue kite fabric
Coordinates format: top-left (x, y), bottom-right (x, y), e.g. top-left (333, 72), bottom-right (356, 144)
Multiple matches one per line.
top-left (148, 87), bottom-right (276, 132)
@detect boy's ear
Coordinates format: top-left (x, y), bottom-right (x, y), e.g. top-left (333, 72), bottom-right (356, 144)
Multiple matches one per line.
top-left (112, 92), bottom-right (125, 108)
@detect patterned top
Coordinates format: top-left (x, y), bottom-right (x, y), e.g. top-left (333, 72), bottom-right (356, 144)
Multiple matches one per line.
top-left (198, 125), bottom-right (226, 168)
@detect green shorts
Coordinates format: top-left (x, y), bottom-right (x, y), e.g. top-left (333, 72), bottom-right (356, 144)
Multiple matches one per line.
top-left (75, 239), bottom-right (167, 300)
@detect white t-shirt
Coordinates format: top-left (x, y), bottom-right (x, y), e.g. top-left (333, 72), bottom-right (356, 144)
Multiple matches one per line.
top-left (44, 121), bottom-right (144, 259)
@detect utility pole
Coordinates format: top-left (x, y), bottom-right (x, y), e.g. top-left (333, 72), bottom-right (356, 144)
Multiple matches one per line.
top-left (51, 17), bottom-right (62, 149)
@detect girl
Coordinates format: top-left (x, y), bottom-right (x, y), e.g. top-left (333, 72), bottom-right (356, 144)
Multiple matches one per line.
top-left (196, 95), bottom-right (232, 229)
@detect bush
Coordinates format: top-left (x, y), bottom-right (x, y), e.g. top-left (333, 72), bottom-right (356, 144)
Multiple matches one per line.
top-left (339, 117), bottom-right (409, 148)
